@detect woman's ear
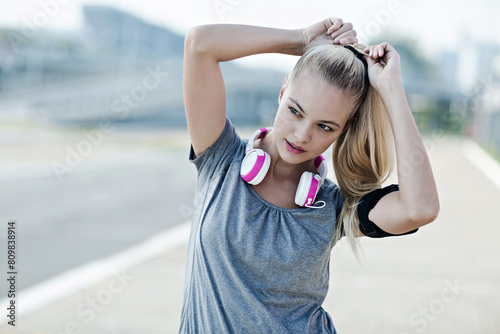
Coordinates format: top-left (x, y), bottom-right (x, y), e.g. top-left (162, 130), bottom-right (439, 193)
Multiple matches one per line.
top-left (278, 76), bottom-right (288, 104)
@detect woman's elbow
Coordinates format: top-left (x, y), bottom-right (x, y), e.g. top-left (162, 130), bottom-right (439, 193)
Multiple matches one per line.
top-left (409, 199), bottom-right (440, 227)
top-left (185, 25), bottom-right (212, 55)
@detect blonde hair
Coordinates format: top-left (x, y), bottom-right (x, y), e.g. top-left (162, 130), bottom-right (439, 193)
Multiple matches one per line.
top-left (288, 44), bottom-right (395, 259)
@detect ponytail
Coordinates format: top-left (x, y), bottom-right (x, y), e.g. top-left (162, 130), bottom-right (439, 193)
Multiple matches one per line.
top-left (332, 87), bottom-right (394, 259)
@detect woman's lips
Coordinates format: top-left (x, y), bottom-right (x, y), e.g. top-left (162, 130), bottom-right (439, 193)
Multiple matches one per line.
top-left (285, 140), bottom-right (305, 154)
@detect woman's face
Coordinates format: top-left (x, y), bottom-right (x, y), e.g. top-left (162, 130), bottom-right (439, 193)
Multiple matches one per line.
top-left (273, 70), bottom-right (356, 165)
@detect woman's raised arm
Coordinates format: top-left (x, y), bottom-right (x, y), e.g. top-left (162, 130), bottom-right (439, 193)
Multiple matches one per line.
top-left (183, 19), bottom-right (358, 157)
top-left (363, 42), bottom-right (440, 233)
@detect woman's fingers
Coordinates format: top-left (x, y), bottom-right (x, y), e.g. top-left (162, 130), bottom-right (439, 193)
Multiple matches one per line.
top-left (338, 36), bottom-right (358, 45)
top-left (333, 29), bottom-right (357, 44)
top-left (329, 21), bottom-right (353, 36)
top-left (363, 46), bottom-right (374, 57)
top-left (306, 18), bottom-right (358, 46)
top-left (364, 43), bottom-right (389, 58)
top-left (326, 18), bottom-right (344, 34)
top-left (329, 22), bottom-right (355, 39)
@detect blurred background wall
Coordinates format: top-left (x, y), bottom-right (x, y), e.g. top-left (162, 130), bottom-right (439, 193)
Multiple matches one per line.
top-left (0, 1), bottom-right (499, 139)
top-left (0, 5), bottom-right (286, 128)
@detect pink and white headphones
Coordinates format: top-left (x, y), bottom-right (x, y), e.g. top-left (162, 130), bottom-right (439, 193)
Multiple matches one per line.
top-left (240, 127), bottom-right (328, 208)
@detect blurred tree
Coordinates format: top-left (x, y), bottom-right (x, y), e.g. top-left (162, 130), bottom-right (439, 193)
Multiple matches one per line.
top-left (366, 31), bottom-right (454, 134)
top-left (367, 32), bottom-right (438, 83)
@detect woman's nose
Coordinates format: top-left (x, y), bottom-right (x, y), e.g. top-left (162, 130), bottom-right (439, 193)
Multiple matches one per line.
top-left (294, 126), bottom-right (311, 144)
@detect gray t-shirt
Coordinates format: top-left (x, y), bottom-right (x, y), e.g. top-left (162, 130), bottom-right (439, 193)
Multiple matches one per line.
top-left (180, 117), bottom-right (344, 333)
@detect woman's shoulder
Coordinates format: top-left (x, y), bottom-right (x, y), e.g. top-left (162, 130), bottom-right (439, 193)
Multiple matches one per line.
top-left (322, 177), bottom-right (340, 192)
top-left (320, 177), bottom-right (345, 205)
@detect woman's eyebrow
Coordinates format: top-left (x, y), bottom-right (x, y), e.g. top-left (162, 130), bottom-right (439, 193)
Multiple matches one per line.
top-left (289, 97), bottom-right (341, 129)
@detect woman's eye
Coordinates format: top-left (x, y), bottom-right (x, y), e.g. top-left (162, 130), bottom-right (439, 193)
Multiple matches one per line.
top-left (319, 124), bottom-right (333, 132)
top-left (288, 107), bottom-right (332, 132)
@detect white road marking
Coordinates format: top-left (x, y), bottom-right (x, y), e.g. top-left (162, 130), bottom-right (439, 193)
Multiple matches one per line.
top-left (462, 139), bottom-right (500, 191)
top-left (0, 221), bottom-right (191, 324)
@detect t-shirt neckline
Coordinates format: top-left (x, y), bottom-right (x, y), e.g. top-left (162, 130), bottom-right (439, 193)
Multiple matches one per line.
top-left (243, 179), bottom-right (311, 213)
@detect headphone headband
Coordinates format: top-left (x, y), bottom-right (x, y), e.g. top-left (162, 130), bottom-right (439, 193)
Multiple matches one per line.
top-left (246, 127), bottom-right (272, 153)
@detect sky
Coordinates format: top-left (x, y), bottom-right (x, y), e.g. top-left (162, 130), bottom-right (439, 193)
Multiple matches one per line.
top-left (1, 0), bottom-right (499, 72)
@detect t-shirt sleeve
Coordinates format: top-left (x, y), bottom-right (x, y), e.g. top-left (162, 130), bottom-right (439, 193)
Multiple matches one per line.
top-left (357, 184), bottom-right (419, 238)
top-left (188, 117), bottom-right (242, 181)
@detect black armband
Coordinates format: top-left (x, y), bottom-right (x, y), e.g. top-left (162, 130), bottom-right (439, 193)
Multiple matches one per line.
top-left (357, 184), bottom-right (419, 238)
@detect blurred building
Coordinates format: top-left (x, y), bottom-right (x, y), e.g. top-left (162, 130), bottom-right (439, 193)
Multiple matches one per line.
top-left (449, 41), bottom-right (500, 152)
top-left (1, 6), bottom-right (498, 145)
top-left (0, 5), bottom-right (286, 128)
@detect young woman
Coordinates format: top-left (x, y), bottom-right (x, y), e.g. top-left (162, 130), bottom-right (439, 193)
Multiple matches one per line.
top-left (180, 17), bottom-right (439, 333)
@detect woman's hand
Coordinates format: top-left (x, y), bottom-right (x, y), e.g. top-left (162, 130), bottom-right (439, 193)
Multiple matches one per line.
top-left (301, 18), bottom-right (358, 53)
top-left (363, 42), bottom-right (402, 93)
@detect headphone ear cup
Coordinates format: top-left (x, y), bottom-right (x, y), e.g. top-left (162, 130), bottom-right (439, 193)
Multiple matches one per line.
top-left (240, 149), bottom-right (271, 185)
top-left (295, 172), bottom-right (321, 207)
top-left (295, 172), bottom-right (312, 206)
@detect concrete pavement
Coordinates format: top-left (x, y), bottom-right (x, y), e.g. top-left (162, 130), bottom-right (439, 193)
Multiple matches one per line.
top-left (1, 136), bottom-right (500, 334)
